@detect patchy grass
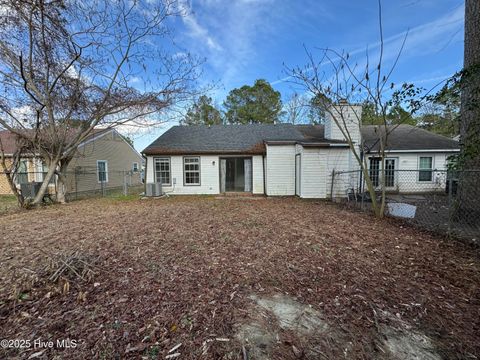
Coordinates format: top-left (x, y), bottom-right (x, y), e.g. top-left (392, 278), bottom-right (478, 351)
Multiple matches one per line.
top-left (0, 195), bottom-right (19, 215)
top-left (0, 197), bottom-right (479, 359)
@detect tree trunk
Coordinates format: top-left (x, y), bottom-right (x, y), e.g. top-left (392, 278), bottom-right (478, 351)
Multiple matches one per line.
top-left (456, 0), bottom-right (480, 220)
top-left (461, 0), bottom-right (480, 165)
top-left (55, 162), bottom-right (70, 204)
top-left (31, 163), bottom-right (57, 205)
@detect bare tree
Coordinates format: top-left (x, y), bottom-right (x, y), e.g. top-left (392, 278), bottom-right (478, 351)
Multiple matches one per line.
top-left (285, 3), bottom-right (425, 217)
top-left (0, 0), bottom-right (202, 205)
top-left (282, 92), bottom-right (309, 124)
top-left (0, 134), bottom-right (28, 206)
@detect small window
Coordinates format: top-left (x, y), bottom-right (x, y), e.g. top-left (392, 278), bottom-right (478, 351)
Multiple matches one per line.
top-left (132, 162), bottom-right (139, 172)
top-left (184, 156), bottom-right (200, 185)
top-left (154, 158), bottom-right (170, 185)
top-left (418, 156), bottom-right (433, 182)
top-left (97, 160), bottom-right (108, 183)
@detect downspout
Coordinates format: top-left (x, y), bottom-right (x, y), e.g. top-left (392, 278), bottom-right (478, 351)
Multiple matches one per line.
top-left (263, 153), bottom-right (267, 196)
top-left (142, 153), bottom-right (147, 195)
top-left (359, 149), bottom-right (364, 194)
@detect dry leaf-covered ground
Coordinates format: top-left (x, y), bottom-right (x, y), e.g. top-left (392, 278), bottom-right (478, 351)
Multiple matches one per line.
top-left (0, 196), bottom-right (479, 359)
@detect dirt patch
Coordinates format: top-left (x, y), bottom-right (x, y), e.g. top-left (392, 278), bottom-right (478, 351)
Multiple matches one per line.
top-left (236, 294), bottom-right (442, 360)
top-left (235, 294), bottom-right (335, 359)
top-left (375, 310), bottom-right (441, 360)
top-left (0, 197), bottom-right (479, 359)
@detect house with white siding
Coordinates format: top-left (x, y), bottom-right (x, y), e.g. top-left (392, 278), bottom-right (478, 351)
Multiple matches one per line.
top-left (142, 102), bottom-right (459, 198)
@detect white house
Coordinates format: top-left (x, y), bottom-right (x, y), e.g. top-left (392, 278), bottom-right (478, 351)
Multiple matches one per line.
top-left (142, 102), bottom-right (459, 198)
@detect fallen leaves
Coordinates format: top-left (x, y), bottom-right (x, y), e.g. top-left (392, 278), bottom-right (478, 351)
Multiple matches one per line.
top-left (0, 197), bottom-right (478, 359)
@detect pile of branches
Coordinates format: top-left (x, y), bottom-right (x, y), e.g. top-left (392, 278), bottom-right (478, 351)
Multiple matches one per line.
top-left (46, 250), bottom-right (98, 283)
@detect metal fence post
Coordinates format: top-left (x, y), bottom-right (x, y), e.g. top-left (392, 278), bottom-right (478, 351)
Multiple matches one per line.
top-left (123, 170), bottom-right (128, 196)
top-left (360, 171), bottom-right (365, 210)
top-left (330, 170), bottom-right (335, 201)
top-left (447, 176), bottom-right (453, 236)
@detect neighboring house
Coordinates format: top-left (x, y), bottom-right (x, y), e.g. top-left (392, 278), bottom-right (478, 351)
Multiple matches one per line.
top-left (142, 103), bottom-right (460, 199)
top-left (0, 128), bottom-right (143, 196)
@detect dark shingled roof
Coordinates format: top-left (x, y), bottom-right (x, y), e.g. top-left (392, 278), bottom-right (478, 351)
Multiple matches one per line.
top-left (142, 124), bottom-right (348, 155)
top-left (142, 124), bottom-right (460, 155)
top-left (361, 125), bottom-right (459, 152)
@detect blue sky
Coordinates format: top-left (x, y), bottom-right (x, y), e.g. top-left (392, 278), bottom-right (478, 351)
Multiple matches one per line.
top-left (133, 0), bottom-right (464, 151)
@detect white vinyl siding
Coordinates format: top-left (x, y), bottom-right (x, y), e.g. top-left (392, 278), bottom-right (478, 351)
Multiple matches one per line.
top-left (252, 155), bottom-right (264, 194)
top-left (299, 147), bottom-right (351, 199)
top-left (265, 145), bottom-right (296, 196)
top-left (368, 152), bottom-right (449, 193)
top-left (145, 154), bottom-right (264, 195)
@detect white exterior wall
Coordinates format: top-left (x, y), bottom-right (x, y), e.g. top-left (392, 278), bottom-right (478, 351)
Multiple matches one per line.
top-left (252, 155), bottom-right (265, 194)
top-left (377, 151), bottom-right (452, 193)
top-left (294, 146), bottom-right (352, 199)
top-left (265, 145), bottom-right (296, 196)
top-left (145, 154), bottom-right (264, 195)
top-left (326, 148), bottom-right (354, 198)
top-left (324, 104), bottom-right (362, 145)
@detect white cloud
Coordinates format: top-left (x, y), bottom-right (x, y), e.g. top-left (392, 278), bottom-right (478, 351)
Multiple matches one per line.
top-left (178, 0), bottom-right (222, 51)
top-left (272, 4), bottom-right (464, 86)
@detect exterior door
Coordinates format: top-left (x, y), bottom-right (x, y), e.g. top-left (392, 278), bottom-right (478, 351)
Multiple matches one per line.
top-left (220, 159), bottom-right (226, 193)
top-left (221, 157), bottom-right (251, 192)
top-left (369, 157), bottom-right (396, 188)
top-left (385, 159), bottom-right (396, 188)
top-left (244, 158), bottom-right (252, 192)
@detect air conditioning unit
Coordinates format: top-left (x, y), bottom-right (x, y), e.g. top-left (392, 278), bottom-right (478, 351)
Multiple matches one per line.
top-left (146, 182), bottom-right (163, 197)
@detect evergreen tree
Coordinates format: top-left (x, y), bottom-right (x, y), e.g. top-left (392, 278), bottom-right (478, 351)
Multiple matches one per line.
top-left (223, 79), bottom-right (283, 124)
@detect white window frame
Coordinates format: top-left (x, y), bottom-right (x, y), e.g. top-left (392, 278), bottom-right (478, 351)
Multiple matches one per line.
top-left (132, 162), bottom-right (139, 172)
top-left (368, 157), bottom-right (397, 188)
top-left (418, 156), bottom-right (434, 183)
top-left (154, 157), bottom-right (171, 186)
top-left (183, 156), bottom-right (201, 186)
top-left (97, 160), bottom-right (108, 183)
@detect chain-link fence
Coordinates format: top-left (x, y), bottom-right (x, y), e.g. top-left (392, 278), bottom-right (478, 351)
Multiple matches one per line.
top-left (331, 169), bottom-right (480, 243)
top-left (0, 168), bottom-right (144, 202)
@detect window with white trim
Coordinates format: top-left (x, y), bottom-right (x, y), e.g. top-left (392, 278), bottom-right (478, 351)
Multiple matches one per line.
top-left (184, 156), bottom-right (200, 185)
top-left (418, 156), bottom-right (433, 182)
top-left (97, 160), bottom-right (108, 183)
top-left (132, 162), bottom-right (139, 172)
top-left (154, 158), bottom-right (170, 185)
